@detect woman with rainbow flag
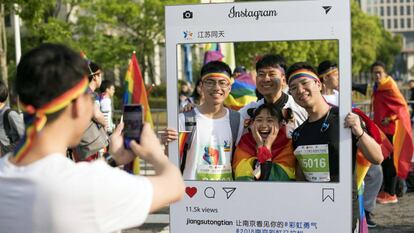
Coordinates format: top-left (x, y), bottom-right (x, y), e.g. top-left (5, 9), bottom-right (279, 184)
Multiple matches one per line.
top-left (233, 103), bottom-right (296, 181)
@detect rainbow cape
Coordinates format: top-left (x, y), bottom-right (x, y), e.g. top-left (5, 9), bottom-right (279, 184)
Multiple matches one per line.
top-left (123, 52), bottom-right (153, 174)
top-left (372, 76), bottom-right (413, 179)
top-left (224, 73), bottom-right (257, 111)
top-left (233, 126), bottom-right (296, 181)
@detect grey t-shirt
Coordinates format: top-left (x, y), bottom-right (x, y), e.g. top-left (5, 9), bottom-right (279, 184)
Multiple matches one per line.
top-left (0, 106), bottom-right (24, 151)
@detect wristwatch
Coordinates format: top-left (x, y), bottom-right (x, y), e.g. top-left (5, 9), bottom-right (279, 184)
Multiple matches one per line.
top-left (103, 152), bottom-right (117, 167)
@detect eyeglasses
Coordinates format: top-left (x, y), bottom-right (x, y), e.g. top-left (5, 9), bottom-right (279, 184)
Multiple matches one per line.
top-left (203, 79), bottom-right (230, 88)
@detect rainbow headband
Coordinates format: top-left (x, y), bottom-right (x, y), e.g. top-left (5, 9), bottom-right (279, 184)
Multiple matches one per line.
top-left (288, 69), bottom-right (320, 85)
top-left (201, 72), bottom-right (233, 84)
top-left (319, 67), bottom-right (338, 79)
top-left (13, 78), bottom-right (89, 163)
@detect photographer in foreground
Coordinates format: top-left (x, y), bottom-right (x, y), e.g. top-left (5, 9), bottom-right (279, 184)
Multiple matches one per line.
top-left (0, 43), bottom-right (184, 233)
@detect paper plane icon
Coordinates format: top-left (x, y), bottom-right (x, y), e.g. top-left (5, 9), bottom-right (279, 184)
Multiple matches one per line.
top-left (222, 187), bottom-right (236, 199)
top-left (322, 6), bottom-right (332, 14)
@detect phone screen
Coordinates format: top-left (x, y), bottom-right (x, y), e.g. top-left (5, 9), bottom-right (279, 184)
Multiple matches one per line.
top-left (123, 104), bottom-right (143, 146)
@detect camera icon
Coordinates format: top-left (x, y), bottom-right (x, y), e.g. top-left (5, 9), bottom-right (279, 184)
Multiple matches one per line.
top-left (183, 10), bottom-right (193, 19)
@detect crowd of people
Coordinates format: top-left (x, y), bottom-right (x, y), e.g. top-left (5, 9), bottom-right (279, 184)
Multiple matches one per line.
top-left (169, 54), bottom-right (413, 231)
top-left (0, 43), bottom-right (412, 232)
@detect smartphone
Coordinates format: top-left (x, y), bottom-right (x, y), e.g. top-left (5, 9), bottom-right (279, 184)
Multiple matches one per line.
top-left (122, 104), bottom-right (143, 149)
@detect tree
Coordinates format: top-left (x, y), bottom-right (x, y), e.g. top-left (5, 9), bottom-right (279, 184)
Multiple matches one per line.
top-left (76, 0), bottom-right (198, 84)
top-left (234, 40), bottom-right (338, 71)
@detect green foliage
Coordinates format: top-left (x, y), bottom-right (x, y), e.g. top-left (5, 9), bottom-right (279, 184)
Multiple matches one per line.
top-left (235, 40), bottom-right (338, 71)
top-left (2, 0), bottom-right (403, 83)
top-left (76, 0), bottom-right (198, 77)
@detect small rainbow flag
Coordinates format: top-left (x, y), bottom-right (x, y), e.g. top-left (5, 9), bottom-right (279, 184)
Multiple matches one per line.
top-left (123, 52), bottom-right (153, 174)
top-left (179, 131), bottom-right (190, 162)
top-left (224, 73), bottom-right (257, 110)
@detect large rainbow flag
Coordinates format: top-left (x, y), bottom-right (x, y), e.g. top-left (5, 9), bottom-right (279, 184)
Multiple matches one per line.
top-left (224, 73), bottom-right (257, 110)
top-left (123, 52), bottom-right (153, 174)
top-left (372, 76), bottom-right (413, 179)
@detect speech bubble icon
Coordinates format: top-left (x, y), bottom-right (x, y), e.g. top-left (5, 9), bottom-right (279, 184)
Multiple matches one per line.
top-left (204, 187), bottom-right (215, 198)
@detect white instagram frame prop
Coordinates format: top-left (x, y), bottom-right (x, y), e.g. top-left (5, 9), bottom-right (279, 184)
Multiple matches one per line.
top-left (166, 1), bottom-right (351, 233)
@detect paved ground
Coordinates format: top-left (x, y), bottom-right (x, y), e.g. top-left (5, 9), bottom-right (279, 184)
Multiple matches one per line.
top-left (124, 192), bottom-right (414, 233)
top-left (369, 191), bottom-right (414, 233)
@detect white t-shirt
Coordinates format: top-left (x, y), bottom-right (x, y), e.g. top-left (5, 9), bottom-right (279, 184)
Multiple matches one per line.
top-left (100, 96), bottom-right (115, 133)
top-left (179, 108), bottom-right (240, 181)
top-left (239, 95), bottom-right (308, 138)
top-left (323, 90), bottom-right (339, 106)
top-left (0, 153), bottom-right (153, 233)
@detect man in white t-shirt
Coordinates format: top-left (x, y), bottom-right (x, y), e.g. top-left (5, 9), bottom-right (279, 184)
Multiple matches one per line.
top-left (166, 61), bottom-right (242, 181)
top-left (99, 80), bottom-right (116, 134)
top-left (0, 43), bottom-right (184, 233)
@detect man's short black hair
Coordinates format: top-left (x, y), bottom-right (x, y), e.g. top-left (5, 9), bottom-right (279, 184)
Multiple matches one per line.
top-left (100, 80), bottom-right (114, 93)
top-left (15, 43), bottom-right (88, 120)
top-left (87, 61), bottom-right (101, 82)
top-left (317, 60), bottom-right (337, 76)
top-left (255, 54), bottom-right (287, 73)
top-left (200, 61), bottom-right (232, 77)
top-left (286, 62), bottom-right (317, 81)
top-left (0, 80), bottom-right (9, 103)
top-left (370, 60), bottom-right (387, 73)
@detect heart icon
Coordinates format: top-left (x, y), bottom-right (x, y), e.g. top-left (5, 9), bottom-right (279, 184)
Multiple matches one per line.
top-left (185, 187), bottom-right (197, 198)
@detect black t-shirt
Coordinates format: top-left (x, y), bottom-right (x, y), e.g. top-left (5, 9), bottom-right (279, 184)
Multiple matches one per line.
top-left (292, 107), bottom-right (340, 181)
top-left (292, 106), bottom-right (360, 229)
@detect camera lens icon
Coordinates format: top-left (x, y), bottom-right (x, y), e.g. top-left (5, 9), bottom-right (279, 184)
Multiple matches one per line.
top-left (183, 10), bottom-right (193, 19)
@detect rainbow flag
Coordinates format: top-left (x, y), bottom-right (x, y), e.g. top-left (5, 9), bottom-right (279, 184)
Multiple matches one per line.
top-left (178, 131), bottom-right (190, 165)
top-left (233, 126), bottom-right (296, 181)
top-left (123, 52), bottom-right (153, 127)
top-left (372, 76), bottom-right (413, 179)
top-left (352, 108), bottom-right (393, 233)
top-left (203, 43), bottom-right (223, 65)
top-left (224, 73), bottom-right (257, 110)
top-left (123, 52), bottom-right (153, 174)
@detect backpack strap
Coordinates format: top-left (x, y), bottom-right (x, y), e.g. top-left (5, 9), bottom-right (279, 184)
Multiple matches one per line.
top-left (228, 108), bottom-right (241, 169)
top-left (183, 109), bottom-right (196, 132)
top-left (228, 108), bottom-right (241, 148)
top-left (3, 109), bottom-right (13, 143)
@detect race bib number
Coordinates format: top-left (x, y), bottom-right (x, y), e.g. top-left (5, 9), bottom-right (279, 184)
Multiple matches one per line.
top-left (294, 144), bottom-right (330, 182)
top-left (196, 164), bottom-right (233, 181)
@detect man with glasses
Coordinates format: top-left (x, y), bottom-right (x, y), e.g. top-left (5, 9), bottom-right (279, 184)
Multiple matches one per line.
top-left (176, 61), bottom-right (243, 181)
top-left (239, 54), bottom-right (308, 138)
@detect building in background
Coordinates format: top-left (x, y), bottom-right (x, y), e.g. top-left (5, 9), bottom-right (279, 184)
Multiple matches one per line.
top-left (360, 0), bottom-right (414, 80)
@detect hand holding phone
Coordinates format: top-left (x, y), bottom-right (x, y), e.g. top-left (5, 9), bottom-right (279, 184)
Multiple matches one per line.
top-left (122, 104), bottom-right (143, 149)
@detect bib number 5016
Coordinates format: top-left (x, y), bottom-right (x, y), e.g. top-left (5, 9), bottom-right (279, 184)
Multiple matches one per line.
top-left (302, 157), bottom-right (327, 169)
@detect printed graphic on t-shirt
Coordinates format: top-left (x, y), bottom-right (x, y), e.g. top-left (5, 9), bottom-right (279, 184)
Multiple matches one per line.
top-left (196, 138), bottom-right (232, 181)
top-left (294, 144), bottom-right (330, 182)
